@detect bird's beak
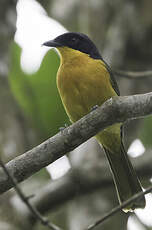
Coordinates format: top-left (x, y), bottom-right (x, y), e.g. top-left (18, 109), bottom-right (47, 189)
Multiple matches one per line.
top-left (42, 39), bottom-right (61, 48)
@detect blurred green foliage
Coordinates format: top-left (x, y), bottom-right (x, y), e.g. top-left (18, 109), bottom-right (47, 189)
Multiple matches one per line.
top-left (140, 116), bottom-right (152, 148)
top-left (9, 42), bottom-right (69, 141)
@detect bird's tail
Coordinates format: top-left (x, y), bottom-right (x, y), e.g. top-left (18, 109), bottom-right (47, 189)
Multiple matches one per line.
top-left (103, 144), bottom-right (145, 212)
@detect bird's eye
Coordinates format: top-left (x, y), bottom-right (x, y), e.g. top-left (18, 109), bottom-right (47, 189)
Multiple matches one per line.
top-left (71, 37), bottom-right (77, 43)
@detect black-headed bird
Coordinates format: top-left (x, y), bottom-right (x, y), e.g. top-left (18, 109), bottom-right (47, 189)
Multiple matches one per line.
top-left (43, 32), bottom-right (145, 212)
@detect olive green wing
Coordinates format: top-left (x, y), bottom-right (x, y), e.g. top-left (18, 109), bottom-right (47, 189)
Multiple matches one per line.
top-left (103, 60), bottom-right (120, 96)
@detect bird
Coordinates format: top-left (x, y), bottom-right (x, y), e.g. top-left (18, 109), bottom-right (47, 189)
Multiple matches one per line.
top-left (43, 32), bottom-right (146, 212)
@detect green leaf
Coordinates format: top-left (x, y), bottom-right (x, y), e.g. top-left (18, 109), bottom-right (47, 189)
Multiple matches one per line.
top-left (9, 42), bottom-right (69, 140)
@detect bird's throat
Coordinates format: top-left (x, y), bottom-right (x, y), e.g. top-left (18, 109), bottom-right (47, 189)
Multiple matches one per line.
top-left (57, 47), bottom-right (90, 65)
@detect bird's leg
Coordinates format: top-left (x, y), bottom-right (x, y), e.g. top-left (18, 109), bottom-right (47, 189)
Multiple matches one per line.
top-left (59, 123), bottom-right (68, 132)
top-left (91, 104), bottom-right (99, 111)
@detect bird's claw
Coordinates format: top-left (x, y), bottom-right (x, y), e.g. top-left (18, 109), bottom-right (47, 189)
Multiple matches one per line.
top-left (59, 124), bottom-right (68, 132)
top-left (91, 105), bottom-right (99, 111)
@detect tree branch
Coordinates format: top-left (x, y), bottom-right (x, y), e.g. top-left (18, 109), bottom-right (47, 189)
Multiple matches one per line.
top-left (0, 158), bottom-right (63, 230)
top-left (0, 92), bottom-right (152, 194)
top-left (86, 184), bottom-right (152, 230)
top-left (114, 70), bottom-right (152, 79)
top-left (26, 150), bottom-right (152, 217)
top-left (31, 169), bottom-right (111, 215)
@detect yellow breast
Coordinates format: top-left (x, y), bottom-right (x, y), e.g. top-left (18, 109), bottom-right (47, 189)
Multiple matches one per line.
top-left (56, 47), bottom-right (117, 122)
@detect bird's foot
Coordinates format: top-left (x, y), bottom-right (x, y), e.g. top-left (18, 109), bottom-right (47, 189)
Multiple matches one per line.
top-left (59, 124), bottom-right (68, 132)
top-left (91, 105), bottom-right (99, 111)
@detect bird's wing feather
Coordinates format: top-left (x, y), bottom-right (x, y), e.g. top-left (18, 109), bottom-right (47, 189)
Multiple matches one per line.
top-left (104, 62), bottom-right (120, 96)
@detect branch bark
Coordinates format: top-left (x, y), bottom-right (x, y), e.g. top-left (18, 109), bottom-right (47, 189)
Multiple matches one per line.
top-left (0, 92), bottom-right (152, 194)
top-left (24, 149), bottom-right (152, 218)
top-left (114, 70), bottom-right (152, 79)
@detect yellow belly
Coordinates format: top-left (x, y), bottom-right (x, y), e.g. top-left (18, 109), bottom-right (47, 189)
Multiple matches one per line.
top-left (57, 51), bottom-right (121, 152)
top-left (57, 58), bottom-right (115, 118)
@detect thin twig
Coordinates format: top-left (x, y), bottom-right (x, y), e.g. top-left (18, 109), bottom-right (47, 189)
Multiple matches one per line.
top-left (28, 150), bottom-right (152, 217)
top-left (114, 70), bottom-right (152, 79)
top-left (86, 185), bottom-right (152, 230)
top-left (0, 158), bottom-right (63, 230)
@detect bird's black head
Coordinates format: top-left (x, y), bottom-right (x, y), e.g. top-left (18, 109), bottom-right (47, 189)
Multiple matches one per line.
top-left (43, 32), bottom-right (102, 60)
